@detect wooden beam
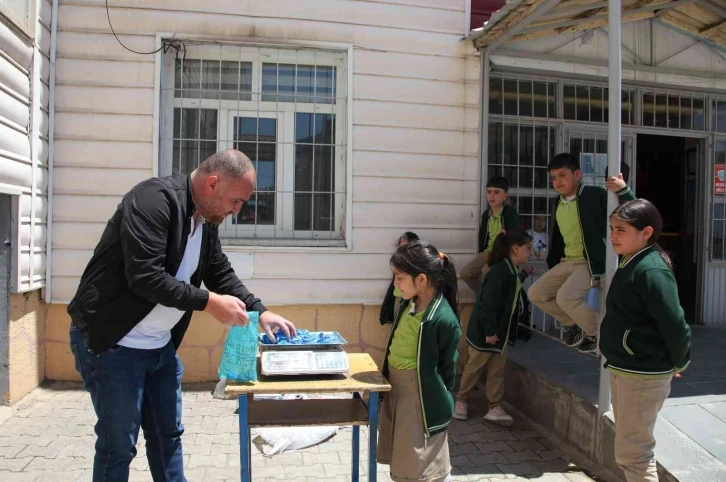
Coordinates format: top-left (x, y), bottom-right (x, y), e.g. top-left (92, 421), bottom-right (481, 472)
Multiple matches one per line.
top-left (696, 0), bottom-right (726, 19)
top-left (557, 0), bottom-right (692, 33)
top-left (474, 0), bottom-right (563, 49)
top-left (510, 10), bottom-right (656, 41)
top-left (700, 19), bottom-right (726, 38)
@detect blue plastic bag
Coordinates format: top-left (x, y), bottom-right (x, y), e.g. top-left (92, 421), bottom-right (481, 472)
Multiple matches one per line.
top-left (218, 311), bottom-right (259, 382)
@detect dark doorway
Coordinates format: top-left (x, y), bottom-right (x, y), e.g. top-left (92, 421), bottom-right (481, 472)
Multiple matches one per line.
top-left (636, 134), bottom-right (701, 323)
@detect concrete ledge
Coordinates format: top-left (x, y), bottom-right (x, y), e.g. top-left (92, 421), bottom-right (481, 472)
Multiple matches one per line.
top-left (502, 331), bottom-right (726, 482)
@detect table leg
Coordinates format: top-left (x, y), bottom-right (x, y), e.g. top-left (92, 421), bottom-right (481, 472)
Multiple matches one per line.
top-left (238, 394), bottom-right (251, 482)
top-left (368, 391), bottom-right (379, 482)
top-left (352, 393), bottom-right (360, 482)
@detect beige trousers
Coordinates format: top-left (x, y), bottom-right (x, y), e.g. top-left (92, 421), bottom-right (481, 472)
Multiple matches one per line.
top-left (527, 260), bottom-right (599, 336)
top-left (460, 252), bottom-right (492, 294)
top-left (611, 370), bottom-right (673, 482)
top-left (456, 345), bottom-right (507, 408)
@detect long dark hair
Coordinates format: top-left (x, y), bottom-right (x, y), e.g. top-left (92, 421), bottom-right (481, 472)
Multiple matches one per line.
top-left (390, 241), bottom-right (459, 320)
top-left (610, 199), bottom-right (672, 269)
top-left (488, 229), bottom-right (533, 267)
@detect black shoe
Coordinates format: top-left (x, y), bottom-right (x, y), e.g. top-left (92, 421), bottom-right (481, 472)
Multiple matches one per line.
top-left (565, 326), bottom-right (584, 347)
top-left (577, 335), bottom-right (598, 353)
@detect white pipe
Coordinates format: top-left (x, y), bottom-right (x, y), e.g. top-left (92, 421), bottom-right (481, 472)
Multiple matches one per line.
top-left (599, 0), bottom-right (622, 417)
top-left (44, 0), bottom-right (58, 303)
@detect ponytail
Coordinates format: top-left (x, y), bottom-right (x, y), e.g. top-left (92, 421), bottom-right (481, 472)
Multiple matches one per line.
top-left (610, 199), bottom-right (673, 270)
top-left (487, 229), bottom-right (533, 267)
top-left (391, 241), bottom-right (460, 321)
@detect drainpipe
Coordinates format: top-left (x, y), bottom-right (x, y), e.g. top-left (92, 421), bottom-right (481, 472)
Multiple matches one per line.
top-left (43, 0), bottom-right (58, 303)
top-left (599, 0), bottom-right (622, 417)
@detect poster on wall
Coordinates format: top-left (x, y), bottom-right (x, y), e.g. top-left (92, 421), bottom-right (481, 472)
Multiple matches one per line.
top-left (716, 164), bottom-right (726, 194)
top-left (580, 153), bottom-right (608, 187)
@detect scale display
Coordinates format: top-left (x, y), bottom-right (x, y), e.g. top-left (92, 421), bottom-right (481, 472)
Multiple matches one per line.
top-left (260, 349), bottom-right (350, 376)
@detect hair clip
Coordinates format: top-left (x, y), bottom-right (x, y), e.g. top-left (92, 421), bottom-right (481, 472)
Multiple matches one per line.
top-left (501, 229), bottom-right (507, 235)
top-left (438, 251), bottom-right (445, 260)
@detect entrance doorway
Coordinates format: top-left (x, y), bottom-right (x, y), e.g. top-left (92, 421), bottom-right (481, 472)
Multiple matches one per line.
top-left (636, 134), bottom-right (702, 322)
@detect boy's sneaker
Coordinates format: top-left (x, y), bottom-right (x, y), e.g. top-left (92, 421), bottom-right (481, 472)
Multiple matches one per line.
top-left (484, 406), bottom-right (513, 427)
top-left (453, 400), bottom-right (468, 421)
top-left (565, 325), bottom-right (584, 347)
top-left (577, 335), bottom-right (598, 354)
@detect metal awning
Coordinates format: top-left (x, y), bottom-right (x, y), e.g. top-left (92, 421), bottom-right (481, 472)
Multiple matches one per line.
top-left (470, 0), bottom-right (726, 51)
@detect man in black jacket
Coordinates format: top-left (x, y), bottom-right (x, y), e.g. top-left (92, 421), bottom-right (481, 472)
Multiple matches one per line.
top-left (68, 149), bottom-right (296, 482)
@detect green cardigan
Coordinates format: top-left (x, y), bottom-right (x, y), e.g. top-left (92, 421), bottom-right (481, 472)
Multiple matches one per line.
top-left (547, 184), bottom-right (635, 279)
top-left (382, 294), bottom-right (462, 436)
top-left (466, 258), bottom-right (520, 354)
top-left (600, 246), bottom-right (691, 375)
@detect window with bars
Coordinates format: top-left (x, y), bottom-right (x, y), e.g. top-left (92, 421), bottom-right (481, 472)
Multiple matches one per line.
top-left (488, 122), bottom-right (557, 261)
top-left (562, 82), bottom-right (635, 125)
top-left (159, 43), bottom-right (348, 245)
top-left (489, 76), bottom-right (557, 119)
top-left (642, 91), bottom-right (705, 130)
top-left (712, 100), bottom-right (726, 133)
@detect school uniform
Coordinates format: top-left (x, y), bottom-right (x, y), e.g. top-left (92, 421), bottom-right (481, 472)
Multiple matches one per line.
top-left (461, 204), bottom-right (520, 294)
top-left (378, 295), bottom-right (461, 482)
top-left (457, 258), bottom-right (521, 407)
top-left (528, 183), bottom-right (634, 336)
top-left (600, 246), bottom-right (691, 482)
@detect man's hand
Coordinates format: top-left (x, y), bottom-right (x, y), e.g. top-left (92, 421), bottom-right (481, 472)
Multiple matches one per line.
top-left (259, 311), bottom-right (297, 343)
top-left (204, 292), bottom-right (249, 326)
top-left (606, 174), bottom-right (627, 192)
top-left (486, 334), bottom-right (500, 345)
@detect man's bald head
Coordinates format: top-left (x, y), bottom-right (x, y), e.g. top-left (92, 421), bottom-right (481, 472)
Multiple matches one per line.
top-left (191, 150), bottom-right (257, 225)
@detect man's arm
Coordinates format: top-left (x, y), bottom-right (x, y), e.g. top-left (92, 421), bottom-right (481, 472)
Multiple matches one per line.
top-left (120, 181), bottom-right (209, 311)
top-left (203, 232), bottom-right (267, 313)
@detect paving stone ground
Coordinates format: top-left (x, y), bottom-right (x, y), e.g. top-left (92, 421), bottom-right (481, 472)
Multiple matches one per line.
top-left (0, 382), bottom-right (598, 481)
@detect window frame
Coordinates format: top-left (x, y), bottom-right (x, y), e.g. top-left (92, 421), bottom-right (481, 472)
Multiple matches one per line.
top-left (155, 38), bottom-right (354, 250)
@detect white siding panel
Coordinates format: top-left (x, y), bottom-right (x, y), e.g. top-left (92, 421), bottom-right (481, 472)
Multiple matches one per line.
top-left (57, 31), bottom-right (157, 61)
top-left (354, 125), bottom-right (464, 156)
top-left (54, 113), bottom-right (153, 141)
top-left (37, 23), bottom-right (51, 55)
top-left (0, 55), bottom-right (31, 98)
top-left (20, 224), bottom-right (47, 252)
top-left (64, 0), bottom-right (462, 34)
top-left (354, 74), bottom-right (465, 106)
top-left (354, 177), bottom-right (477, 204)
top-left (40, 82), bottom-right (50, 110)
top-left (53, 194), bottom-right (121, 223)
top-left (54, 139), bottom-right (153, 169)
top-left (50, 276), bottom-right (80, 302)
top-left (252, 253), bottom-right (392, 279)
top-left (57, 5), bottom-right (463, 58)
top-left (354, 101), bottom-right (464, 131)
top-left (352, 151), bottom-right (477, 181)
top-left (56, 59), bottom-right (156, 88)
top-left (19, 194), bottom-right (47, 222)
top-left (241, 279), bottom-right (391, 305)
top-left (52, 248), bottom-right (92, 277)
top-left (53, 221), bottom-right (106, 249)
top-left (0, 88), bottom-right (30, 127)
top-left (0, 21), bottom-right (33, 69)
top-left (353, 202), bottom-right (476, 228)
top-left (352, 227), bottom-right (475, 254)
top-left (353, 49), bottom-right (466, 81)
top-left (18, 253), bottom-right (47, 284)
top-left (0, 155), bottom-right (32, 189)
top-left (55, 85), bottom-right (154, 115)
top-left (54, 167), bottom-right (150, 195)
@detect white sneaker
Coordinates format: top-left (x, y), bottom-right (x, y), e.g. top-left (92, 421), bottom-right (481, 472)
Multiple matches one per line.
top-left (443, 473), bottom-right (452, 482)
top-left (453, 400), bottom-right (468, 420)
top-left (484, 405), bottom-right (513, 426)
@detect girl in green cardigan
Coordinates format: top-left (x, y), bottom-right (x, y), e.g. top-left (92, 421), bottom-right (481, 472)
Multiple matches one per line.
top-left (601, 199), bottom-right (691, 482)
top-left (455, 229), bottom-right (532, 425)
top-left (378, 241), bottom-right (461, 482)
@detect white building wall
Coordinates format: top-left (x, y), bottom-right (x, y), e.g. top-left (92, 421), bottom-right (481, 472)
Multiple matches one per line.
top-left (50, 0), bottom-right (480, 304)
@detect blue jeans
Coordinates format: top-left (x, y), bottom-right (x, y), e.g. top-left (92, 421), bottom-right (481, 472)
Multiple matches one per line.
top-left (70, 328), bottom-right (186, 482)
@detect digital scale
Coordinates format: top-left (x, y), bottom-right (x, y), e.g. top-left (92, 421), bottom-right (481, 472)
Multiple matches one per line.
top-left (258, 331), bottom-right (350, 376)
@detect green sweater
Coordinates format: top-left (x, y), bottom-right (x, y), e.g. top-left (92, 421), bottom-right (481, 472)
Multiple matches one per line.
top-left (600, 247), bottom-right (691, 375)
top-left (466, 258), bottom-right (520, 354)
top-left (547, 184), bottom-right (635, 278)
top-left (478, 204), bottom-right (520, 253)
top-left (382, 294), bottom-right (462, 436)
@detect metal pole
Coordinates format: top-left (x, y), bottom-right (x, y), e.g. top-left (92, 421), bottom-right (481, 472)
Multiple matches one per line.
top-left (599, 0), bottom-right (622, 416)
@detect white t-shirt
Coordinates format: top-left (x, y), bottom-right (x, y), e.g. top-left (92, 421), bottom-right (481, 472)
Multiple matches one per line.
top-left (119, 217), bottom-right (204, 349)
